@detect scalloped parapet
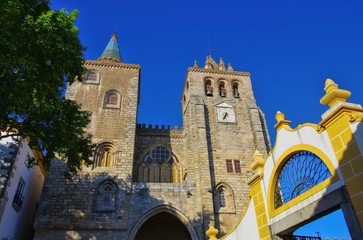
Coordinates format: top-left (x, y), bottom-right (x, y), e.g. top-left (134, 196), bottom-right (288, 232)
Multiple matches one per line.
top-left (320, 78), bottom-right (351, 107)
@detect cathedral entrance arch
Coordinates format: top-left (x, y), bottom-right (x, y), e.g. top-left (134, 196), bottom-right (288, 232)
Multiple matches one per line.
top-left (128, 206), bottom-right (199, 240)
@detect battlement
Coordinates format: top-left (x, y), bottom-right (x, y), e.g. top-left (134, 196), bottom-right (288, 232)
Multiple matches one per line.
top-left (136, 124), bottom-right (184, 138)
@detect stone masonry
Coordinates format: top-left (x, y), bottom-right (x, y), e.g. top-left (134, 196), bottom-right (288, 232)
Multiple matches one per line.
top-left (34, 35), bottom-right (270, 240)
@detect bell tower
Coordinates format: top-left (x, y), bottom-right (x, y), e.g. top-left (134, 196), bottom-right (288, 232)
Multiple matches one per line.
top-left (181, 55), bottom-right (271, 234)
top-left (66, 33), bottom-right (140, 179)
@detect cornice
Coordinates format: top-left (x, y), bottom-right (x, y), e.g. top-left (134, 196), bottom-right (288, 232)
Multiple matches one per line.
top-left (85, 60), bottom-right (140, 70)
top-left (187, 67), bottom-right (250, 77)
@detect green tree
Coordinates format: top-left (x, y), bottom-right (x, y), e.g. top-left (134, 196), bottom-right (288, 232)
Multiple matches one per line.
top-left (0, 0), bottom-right (95, 175)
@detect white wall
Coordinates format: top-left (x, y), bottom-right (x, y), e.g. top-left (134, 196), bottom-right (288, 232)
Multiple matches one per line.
top-left (0, 137), bottom-right (45, 240)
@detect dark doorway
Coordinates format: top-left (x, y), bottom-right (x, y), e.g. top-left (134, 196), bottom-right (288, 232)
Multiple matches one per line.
top-left (135, 212), bottom-right (192, 240)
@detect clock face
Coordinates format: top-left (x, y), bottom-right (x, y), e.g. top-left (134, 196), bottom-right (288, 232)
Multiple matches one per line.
top-left (216, 107), bottom-right (236, 123)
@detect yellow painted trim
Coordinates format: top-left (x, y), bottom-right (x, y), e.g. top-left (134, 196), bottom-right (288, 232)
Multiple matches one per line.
top-left (320, 104), bottom-right (363, 128)
top-left (267, 144), bottom-right (339, 218)
top-left (268, 124), bottom-right (325, 160)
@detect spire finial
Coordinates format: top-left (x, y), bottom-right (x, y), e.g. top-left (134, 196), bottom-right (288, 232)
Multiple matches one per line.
top-left (320, 78), bottom-right (351, 107)
top-left (99, 33), bottom-right (122, 62)
top-left (227, 63), bottom-right (234, 71)
top-left (218, 57), bottom-right (226, 70)
top-left (194, 60), bottom-right (198, 68)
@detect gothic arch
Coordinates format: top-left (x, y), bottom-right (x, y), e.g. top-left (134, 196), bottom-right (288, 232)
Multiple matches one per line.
top-left (93, 179), bottom-right (118, 212)
top-left (93, 141), bottom-right (118, 168)
top-left (136, 144), bottom-right (183, 183)
top-left (128, 205), bottom-right (199, 240)
top-left (215, 182), bottom-right (236, 213)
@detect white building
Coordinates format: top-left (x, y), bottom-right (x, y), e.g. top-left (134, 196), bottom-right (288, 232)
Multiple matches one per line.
top-left (0, 134), bottom-right (45, 240)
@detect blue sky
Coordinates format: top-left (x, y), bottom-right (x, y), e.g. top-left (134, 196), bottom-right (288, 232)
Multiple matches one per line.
top-left (52, 0), bottom-right (362, 238)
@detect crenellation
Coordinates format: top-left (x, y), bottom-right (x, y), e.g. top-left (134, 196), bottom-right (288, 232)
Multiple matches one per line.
top-left (34, 37), bottom-right (271, 239)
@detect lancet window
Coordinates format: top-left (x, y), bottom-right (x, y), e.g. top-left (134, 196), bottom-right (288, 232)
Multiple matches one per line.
top-left (215, 184), bottom-right (235, 213)
top-left (137, 145), bottom-right (182, 183)
top-left (94, 180), bottom-right (117, 212)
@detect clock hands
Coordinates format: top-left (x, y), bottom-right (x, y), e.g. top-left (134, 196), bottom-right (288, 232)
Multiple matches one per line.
top-left (223, 112), bottom-right (228, 119)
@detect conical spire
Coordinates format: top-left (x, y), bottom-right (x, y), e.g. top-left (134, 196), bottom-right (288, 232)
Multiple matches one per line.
top-left (99, 33), bottom-right (122, 62)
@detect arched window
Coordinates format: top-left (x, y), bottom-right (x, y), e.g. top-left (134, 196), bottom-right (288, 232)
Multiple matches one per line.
top-left (232, 82), bottom-right (240, 98)
top-left (103, 89), bottom-right (121, 108)
top-left (205, 79), bottom-right (213, 96)
top-left (274, 151), bottom-right (332, 208)
top-left (137, 145), bottom-right (182, 183)
top-left (172, 162), bottom-right (182, 183)
top-left (102, 186), bottom-right (112, 207)
top-left (215, 184), bottom-right (235, 213)
top-left (149, 162), bottom-right (160, 182)
top-left (107, 92), bottom-right (118, 105)
top-left (219, 81), bottom-right (226, 97)
top-left (94, 180), bottom-right (117, 212)
top-left (93, 142), bottom-right (117, 168)
top-left (218, 189), bottom-right (226, 207)
top-left (138, 162), bottom-right (149, 182)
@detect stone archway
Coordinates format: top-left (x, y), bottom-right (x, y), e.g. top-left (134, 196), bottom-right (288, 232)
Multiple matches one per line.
top-left (135, 212), bottom-right (192, 240)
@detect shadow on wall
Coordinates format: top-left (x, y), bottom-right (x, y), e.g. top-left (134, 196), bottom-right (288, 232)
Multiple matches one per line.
top-left (34, 158), bottom-right (208, 240)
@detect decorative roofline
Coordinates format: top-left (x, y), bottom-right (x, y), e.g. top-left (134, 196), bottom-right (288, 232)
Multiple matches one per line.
top-left (85, 60), bottom-right (140, 69)
top-left (136, 124), bottom-right (185, 139)
top-left (187, 67), bottom-right (250, 77)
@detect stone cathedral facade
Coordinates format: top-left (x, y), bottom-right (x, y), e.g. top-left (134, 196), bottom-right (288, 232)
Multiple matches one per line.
top-left (34, 34), bottom-right (271, 239)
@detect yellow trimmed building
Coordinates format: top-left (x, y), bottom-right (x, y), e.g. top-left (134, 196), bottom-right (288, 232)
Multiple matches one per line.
top-left (210, 79), bottom-right (363, 239)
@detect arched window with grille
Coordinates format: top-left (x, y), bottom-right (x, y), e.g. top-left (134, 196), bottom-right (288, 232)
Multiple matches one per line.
top-left (218, 189), bottom-right (226, 207)
top-left (274, 151), bottom-right (332, 208)
top-left (215, 183), bottom-right (235, 213)
top-left (94, 180), bottom-right (117, 212)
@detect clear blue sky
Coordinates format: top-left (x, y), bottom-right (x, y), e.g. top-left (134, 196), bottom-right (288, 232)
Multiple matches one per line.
top-left (52, 0), bottom-right (362, 238)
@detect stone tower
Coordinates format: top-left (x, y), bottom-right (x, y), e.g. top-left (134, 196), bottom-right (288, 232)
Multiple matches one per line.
top-left (180, 56), bottom-right (270, 235)
top-left (34, 35), bottom-right (270, 239)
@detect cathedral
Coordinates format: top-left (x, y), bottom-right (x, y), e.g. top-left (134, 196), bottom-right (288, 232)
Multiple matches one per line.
top-left (34, 33), bottom-right (271, 239)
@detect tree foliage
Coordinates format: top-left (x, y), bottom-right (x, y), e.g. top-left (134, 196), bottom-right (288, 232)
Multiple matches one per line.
top-left (0, 0), bottom-right (95, 175)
